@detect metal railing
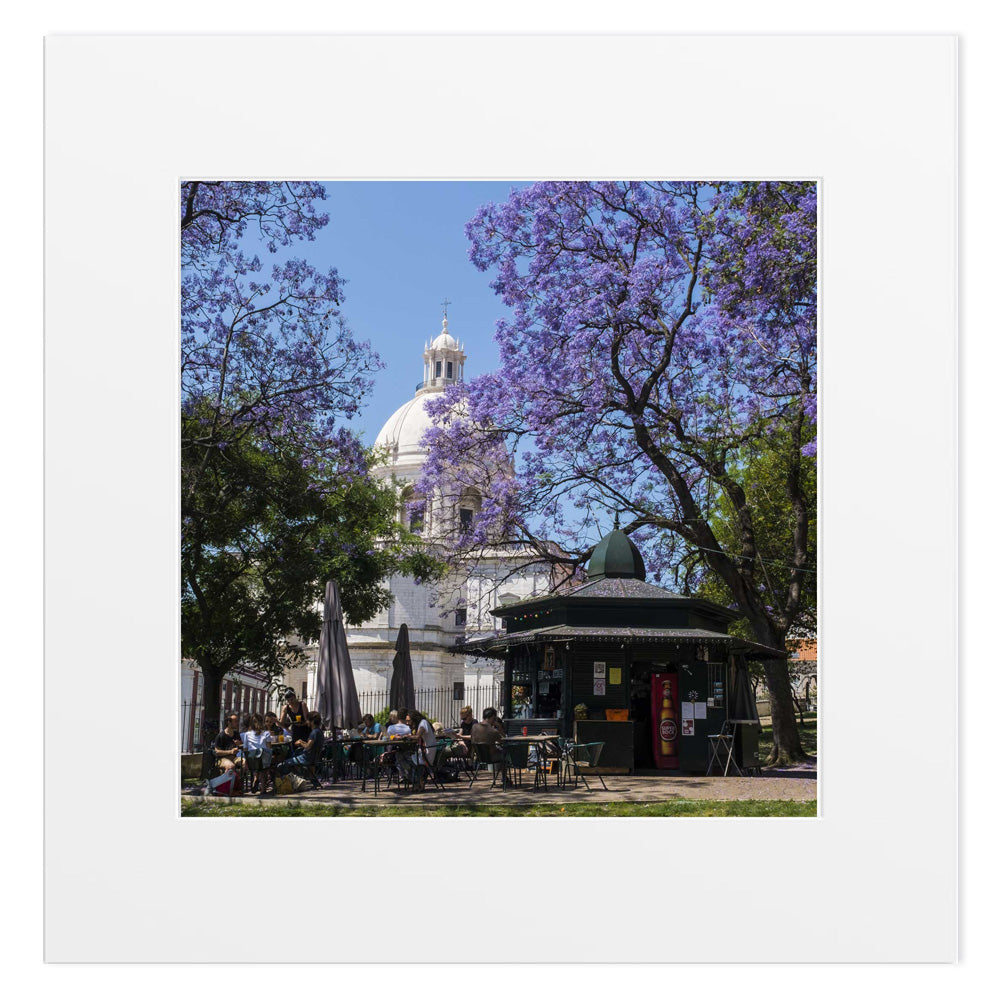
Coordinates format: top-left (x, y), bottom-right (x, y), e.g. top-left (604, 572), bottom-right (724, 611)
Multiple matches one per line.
top-left (358, 681), bottom-right (505, 728)
top-left (414, 376), bottom-right (462, 392)
top-left (180, 691), bottom-right (283, 754)
top-left (181, 683), bottom-right (505, 752)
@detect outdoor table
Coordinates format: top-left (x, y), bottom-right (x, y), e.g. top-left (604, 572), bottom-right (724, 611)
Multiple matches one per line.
top-left (337, 736), bottom-right (368, 774)
top-left (268, 740), bottom-right (294, 764)
top-left (359, 738), bottom-right (419, 794)
top-left (497, 735), bottom-right (562, 790)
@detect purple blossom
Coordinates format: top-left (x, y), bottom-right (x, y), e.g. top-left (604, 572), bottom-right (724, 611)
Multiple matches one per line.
top-left (181, 181), bottom-right (382, 477)
top-left (419, 180), bottom-right (816, 614)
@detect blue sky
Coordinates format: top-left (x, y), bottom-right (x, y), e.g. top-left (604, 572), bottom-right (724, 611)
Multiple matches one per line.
top-left (305, 181), bottom-right (526, 445)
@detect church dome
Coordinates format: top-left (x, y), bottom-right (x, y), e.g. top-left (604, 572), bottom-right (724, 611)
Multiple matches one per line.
top-left (431, 330), bottom-right (458, 350)
top-left (587, 519), bottom-right (646, 581)
top-left (372, 312), bottom-right (468, 475)
top-left (373, 394), bottom-right (438, 470)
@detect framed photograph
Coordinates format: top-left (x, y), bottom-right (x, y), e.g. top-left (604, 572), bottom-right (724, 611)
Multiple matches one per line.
top-left (44, 33), bottom-right (956, 963)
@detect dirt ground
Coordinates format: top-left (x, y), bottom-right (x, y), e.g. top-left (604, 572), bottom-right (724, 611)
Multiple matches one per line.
top-left (183, 762), bottom-right (816, 808)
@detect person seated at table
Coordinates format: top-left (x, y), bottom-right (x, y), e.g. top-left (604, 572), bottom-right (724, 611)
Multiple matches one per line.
top-left (370, 710), bottom-right (400, 771)
top-left (469, 708), bottom-right (504, 776)
top-left (241, 713), bottom-right (273, 792)
top-left (385, 709), bottom-right (411, 739)
top-left (403, 709), bottom-right (437, 792)
top-left (264, 711), bottom-right (287, 738)
top-left (273, 711), bottom-right (324, 790)
top-left (430, 721), bottom-right (463, 778)
top-left (213, 713), bottom-right (244, 775)
top-left (459, 705), bottom-right (476, 735)
top-left (358, 713), bottom-right (382, 739)
top-left (278, 689), bottom-right (308, 732)
top-left (449, 705), bottom-right (476, 757)
top-left (473, 707), bottom-right (505, 741)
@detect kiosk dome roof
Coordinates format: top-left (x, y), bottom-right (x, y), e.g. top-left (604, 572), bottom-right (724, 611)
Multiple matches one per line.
top-left (587, 521), bottom-right (646, 581)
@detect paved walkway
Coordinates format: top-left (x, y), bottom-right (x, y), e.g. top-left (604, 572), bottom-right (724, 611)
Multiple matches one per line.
top-left (183, 765), bottom-right (816, 808)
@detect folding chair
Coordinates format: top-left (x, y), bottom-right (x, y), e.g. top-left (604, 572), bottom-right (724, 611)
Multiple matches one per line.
top-left (706, 720), bottom-right (741, 776)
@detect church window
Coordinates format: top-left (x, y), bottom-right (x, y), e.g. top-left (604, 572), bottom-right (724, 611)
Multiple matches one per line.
top-left (409, 507), bottom-right (424, 534)
top-left (455, 608), bottom-right (467, 627)
top-left (402, 486), bottom-right (424, 534)
top-left (435, 361), bottom-right (442, 378)
top-left (447, 361), bottom-right (453, 379)
top-left (459, 507), bottom-right (473, 532)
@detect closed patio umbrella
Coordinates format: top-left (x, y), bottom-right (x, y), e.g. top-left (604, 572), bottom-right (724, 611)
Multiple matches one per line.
top-left (389, 623), bottom-right (416, 713)
top-left (728, 653), bottom-right (760, 723)
top-left (314, 580), bottom-right (362, 731)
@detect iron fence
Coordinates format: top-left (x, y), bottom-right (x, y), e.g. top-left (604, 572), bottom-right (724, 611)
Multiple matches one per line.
top-left (180, 691), bottom-right (283, 754)
top-left (181, 682), bottom-right (505, 752)
top-left (358, 681), bottom-right (505, 728)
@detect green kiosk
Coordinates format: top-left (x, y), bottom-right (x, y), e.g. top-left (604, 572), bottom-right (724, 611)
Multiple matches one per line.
top-left (460, 519), bottom-right (786, 774)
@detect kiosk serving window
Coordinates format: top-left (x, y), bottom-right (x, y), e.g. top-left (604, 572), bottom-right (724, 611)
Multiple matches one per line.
top-left (509, 644), bottom-right (564, 719)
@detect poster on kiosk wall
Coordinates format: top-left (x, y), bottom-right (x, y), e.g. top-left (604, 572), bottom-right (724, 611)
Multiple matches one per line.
top-left (651, 672), bottom-right (680, 769)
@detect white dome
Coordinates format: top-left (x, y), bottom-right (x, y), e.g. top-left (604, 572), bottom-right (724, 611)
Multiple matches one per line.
top-left (430, 331), bottom-right (458, 350)
top-left (373, 394), bottom-right (436, 469)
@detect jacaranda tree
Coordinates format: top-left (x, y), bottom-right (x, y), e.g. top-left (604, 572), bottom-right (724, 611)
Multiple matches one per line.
top-left (181, 181), bottom-right (438, 750)
top-left (417, 181), bottom-right (816, 764)
top-left (182, 181), bottom-right (379, 489)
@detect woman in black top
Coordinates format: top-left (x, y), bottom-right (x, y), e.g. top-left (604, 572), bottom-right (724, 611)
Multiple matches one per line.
top-left (279, 689), bottom-right (308, 730)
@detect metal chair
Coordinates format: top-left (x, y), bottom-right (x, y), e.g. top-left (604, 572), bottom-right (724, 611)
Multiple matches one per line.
top-left (470, 741), bottom-right (505, 788)
top-left (243, 748), bottom-right (270, 794)
top-left (429, 736), bottom-right (464, 784)
top-left (706, 721), bottom-right (739, 776)
top-left (532, 736), bottom-right (563, 790)
top-left (412, 740), bottom-right (446, 793)
top-left (501, 742), bottom-right (530, 789)
top-left (317, 741), bottom-right (342, 783)
top-left (565, 741), bottom-right (608, 790)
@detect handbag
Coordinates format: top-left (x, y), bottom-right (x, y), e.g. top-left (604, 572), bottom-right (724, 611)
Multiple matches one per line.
top-left (208, 769), bottom-right (238, 795)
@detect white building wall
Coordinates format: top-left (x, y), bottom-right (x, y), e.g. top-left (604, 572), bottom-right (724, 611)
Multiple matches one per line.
top-left (294, 322), bottom-right (562, 718)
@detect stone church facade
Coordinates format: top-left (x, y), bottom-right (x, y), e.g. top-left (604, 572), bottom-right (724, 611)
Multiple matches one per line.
top-left (302, 316), bottom-right (555, 707)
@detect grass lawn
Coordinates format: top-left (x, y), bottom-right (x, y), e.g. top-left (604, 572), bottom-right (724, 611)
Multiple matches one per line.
top-left (759, 710), bottom-right (817, 758)
top-left (181, 798), bottom-right (816, 818)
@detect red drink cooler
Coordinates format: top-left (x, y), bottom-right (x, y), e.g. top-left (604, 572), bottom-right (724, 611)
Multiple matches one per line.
top-left (651, 672), bottom-right (679, 769)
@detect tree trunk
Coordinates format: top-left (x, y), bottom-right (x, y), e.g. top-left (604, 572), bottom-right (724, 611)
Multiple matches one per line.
top-left (760, 657), bottom-right (807, 765)
top-left (199, 663), bottom-right (225, 779)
